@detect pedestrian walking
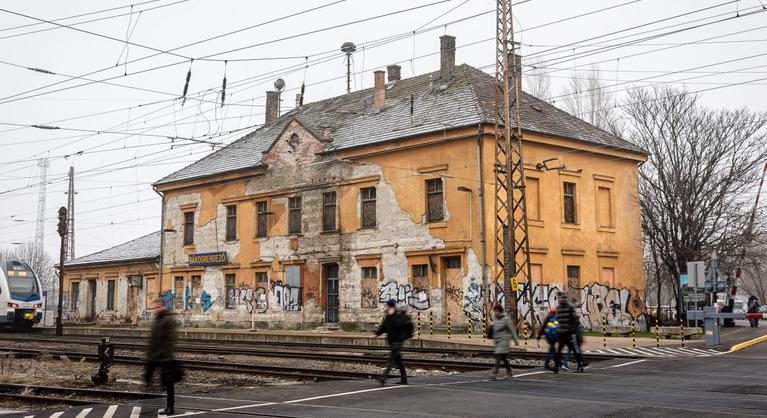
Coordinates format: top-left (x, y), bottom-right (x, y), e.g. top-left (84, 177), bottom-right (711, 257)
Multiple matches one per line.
top-left (488, 304), bottom-right (520, 380)
top-left (374, 300), bottom-right (414, 386)
top-left (560, 326), bottom-right (588, 371)
top-left (144, 298), bottom-right (183, 415)
top-left (748, 296), bottom-right (761, 328)
top-left (536, 306), bottom-right (558, 371)
top-left (553, 291), bottom-right (585, 373)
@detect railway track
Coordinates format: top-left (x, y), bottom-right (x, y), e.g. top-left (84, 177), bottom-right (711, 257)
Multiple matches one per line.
top-left (1, 347), bottom-right (378, 381)
top-left (0, 335), bottom-right (541, 371)
top-left (0, 383), bottom-right (160, 406)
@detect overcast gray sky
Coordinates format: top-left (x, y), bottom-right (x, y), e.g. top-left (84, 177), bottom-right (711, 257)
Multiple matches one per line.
top-left (0, 0), bottom-right (765, 258)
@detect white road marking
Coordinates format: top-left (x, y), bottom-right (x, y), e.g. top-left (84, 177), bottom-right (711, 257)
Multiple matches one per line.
top-left (129, 407), bottom-right (141, 418)
top-left (605, 349), bottom-right (622, 355)
top-left (613, 348), bottom-right (640, 356)
top-left (49, 413), bottom-right (64, 418)
top-left (607, 359), bottom-right (647, 369)
top-left (284, 385), bottom-right (406, 404)
top-left (512, 370), bottom-right (548, 378)
top-left (22, 415), bottom-right (33, 418)
top-left (74, 408), bottom-right (92, 418)
top-left (103, 405), bottom-right (118, 418)
top-left (632, 347), bottom-right (663, 356)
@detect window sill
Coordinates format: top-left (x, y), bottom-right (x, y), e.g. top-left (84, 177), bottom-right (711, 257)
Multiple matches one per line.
top-left (321, 229), bottom-right (341, 235)
top-left (561, 223), bottom-right (581, 230)
top-left (183, 245), bottom-right (196, 249)
top-left (528, 219), bottom-right (544, 228)
top-left (253, 236), bottom-right (269, 242)
top-left (428, 221), bottom-right (447, 229)
top-left (359, 226), bottom-right (377, 231)
top-left (597, 226), bottom-right (616, 233)
top-left (224, 240), bottom-right (238, 244)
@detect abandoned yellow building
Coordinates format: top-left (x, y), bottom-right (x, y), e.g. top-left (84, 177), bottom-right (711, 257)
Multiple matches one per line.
top-left (64, 35), bottom-right (647, 329)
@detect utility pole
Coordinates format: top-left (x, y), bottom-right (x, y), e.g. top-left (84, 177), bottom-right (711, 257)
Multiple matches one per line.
top-left (34, 158), bottom-right (49, 250)
top-left (64, 166), bottom-right (76, 261)
top-left (341, 42), bottom-right (356, 94)
top-left (494, 0), bottom-right (533, 327)
top-left (56, 207), bottom-right (68, 336)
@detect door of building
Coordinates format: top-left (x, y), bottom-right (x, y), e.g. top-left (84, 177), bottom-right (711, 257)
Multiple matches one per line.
top-left (325, 264), bottom-right (339, 323)
top-left (87, 280), bottom-right (97, 321)
top-left (443, 257), bottom-right (463, 324)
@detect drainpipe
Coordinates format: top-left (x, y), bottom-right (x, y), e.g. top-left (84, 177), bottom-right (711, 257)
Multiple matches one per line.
top-left (476, 124), bottom-right (488, 306)
top-left (153, 186), bottom-right (165, 300)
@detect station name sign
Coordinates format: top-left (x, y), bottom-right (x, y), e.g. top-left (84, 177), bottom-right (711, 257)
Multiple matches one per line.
top-left (188, 252), bottom-right (228, 266)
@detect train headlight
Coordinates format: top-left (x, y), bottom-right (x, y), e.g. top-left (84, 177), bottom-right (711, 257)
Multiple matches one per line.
top-left (7, 303), bottom-right (19, 309)
top-left (33, 303), bottom-right (42, 309)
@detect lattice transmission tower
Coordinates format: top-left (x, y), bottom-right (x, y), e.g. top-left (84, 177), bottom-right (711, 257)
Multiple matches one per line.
top-left (34, 158), bottom-right (49, 249)
top-left (493, 0), bottom-right (534, 327)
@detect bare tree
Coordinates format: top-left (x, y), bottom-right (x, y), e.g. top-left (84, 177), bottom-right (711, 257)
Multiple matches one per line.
top-left (524, 57), bottom-right (551, 101)
top-left (558, 65), bottom-right (625, 137)
top-left (625, 86), bottom-right (767, 315)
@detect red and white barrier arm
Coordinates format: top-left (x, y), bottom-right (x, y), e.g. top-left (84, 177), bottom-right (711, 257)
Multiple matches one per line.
top-left (746, 313), bottom-right (767, 319)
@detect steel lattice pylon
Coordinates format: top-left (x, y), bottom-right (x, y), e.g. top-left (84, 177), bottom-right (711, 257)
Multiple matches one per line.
top-left (493, 0), bottom-right (534, 328)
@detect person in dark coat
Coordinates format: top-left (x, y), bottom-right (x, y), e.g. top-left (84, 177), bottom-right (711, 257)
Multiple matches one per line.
top-left (553, 291), bottom-right (585, 373)
top-left (374, 300), bottom-right (413, 385)
top-left (748, 296), bottom-right (761, 327)
top-left (144, 298), bottom-right (181, 415)
top-left (489, 304), bottom-right (520, 380)
top-left (536, 306), bottom-right (558, 371)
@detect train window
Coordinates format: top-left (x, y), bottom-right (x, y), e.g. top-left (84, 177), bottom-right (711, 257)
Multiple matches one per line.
top-left (8, 272), bottom-right (38, 299)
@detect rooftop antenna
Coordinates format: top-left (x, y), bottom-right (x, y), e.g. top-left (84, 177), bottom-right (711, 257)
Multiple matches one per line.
top-left (341, 42), bottom-right (357, 94)
top-left (34, 158), bottom-right (49, 250)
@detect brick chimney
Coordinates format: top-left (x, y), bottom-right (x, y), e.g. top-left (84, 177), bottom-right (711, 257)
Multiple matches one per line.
top-left (374, 70), bottom-right (385, 110)
top-left (440, 35), bottom-right (456, 82)
top-left (265, 91), bottom-right (279, 124)
top-left (387, 64), bottom-right (401, 82)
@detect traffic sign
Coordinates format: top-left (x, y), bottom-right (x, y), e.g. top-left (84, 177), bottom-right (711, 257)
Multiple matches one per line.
top-left (683, 293), bottom-right (705, 303)
top-left (510, 277), bottom-right (519, 291)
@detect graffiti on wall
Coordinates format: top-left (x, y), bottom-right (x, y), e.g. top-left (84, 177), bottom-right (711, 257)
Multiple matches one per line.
top-left (227, 285), bottom-right (268, 314)
top-left (272, 281), bottom-right (301, 311)
top-left (378, 281), bottom-right (430, 310)
top-left (160, 290), bottom-right (173, 309)
top-left (461, 280), bottom-right (645, 329)
top-left (361, 278), bottom-right (378, 308)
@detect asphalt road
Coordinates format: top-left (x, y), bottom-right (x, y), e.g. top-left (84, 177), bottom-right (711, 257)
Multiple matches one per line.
top-left (10, 327), bottom-right (767, 418)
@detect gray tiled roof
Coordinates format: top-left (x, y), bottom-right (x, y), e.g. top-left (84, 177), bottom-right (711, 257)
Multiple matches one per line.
top-left (65, 231), bottom-right (160, 267)
top-left (155, 64), bottom-right (645, 186)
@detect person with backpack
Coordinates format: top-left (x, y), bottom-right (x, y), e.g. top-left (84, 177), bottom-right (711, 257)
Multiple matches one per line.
top-left (488, 304), bottom-right (520, 380)
top-left (553, 291), bottom-right (585, 373)
top-left (536, 306), bottom-right (558, 371)
top-left (374, 299), bottom-right (414, 385)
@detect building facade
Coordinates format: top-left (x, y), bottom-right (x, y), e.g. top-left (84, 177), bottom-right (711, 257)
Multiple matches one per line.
top-left (63, 232), bottom-right (160, 324)
top-left (149, 35), bottom-right (648, 330)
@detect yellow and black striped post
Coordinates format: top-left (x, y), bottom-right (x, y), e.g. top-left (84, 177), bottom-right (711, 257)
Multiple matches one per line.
top-left (603, 319), bottom-right (608, 348)
top-left (523, 321), bottom-right (528, 346)
top-left (632, 320), bottom-right (637, 348)
top-left (429, 311), bottom-right (434, 339)
top-left (447, 312), bottom-right (452, 340)
top-left (655, 318), bottom-right (660, 348)
top-left (481, 311), bottom-right (487, 338)
top-left (680, 319), bottom-right (685, 348)
top-left (417, 312), bottom-right (421, 340)
top-left (467, 318), bottom-right (472, 340)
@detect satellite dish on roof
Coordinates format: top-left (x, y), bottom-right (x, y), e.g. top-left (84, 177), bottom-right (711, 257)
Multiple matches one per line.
top-left (274, 78), bottom-right (285, 92)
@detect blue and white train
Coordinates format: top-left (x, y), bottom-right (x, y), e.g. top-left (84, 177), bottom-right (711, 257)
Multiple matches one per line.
top-left (0, 260), bottom-right (43, 329)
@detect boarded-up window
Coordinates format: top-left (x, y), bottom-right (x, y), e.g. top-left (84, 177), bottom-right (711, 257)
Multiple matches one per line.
top-left (597, 186), bottom-right (613, 227)
top-left (566, 265), bottom-right (581, 303)
top-left (526, 177), bottom-right (540, 221)
top-left (70, 282), bottom-right (80, 311)
top-left (411, 264), bottom-right (429, 291)
top-left (256, 272), bottom-right (268, 286)
top-left (173, 277), bottom-right (184, 309)
top-left (531, 263), bottom-right (543, 283)
top-left (361, 267), bottom-right (378, 308)
top-left (226, 205), bottom-right (237, 241)
top-left (256, 201), bottom-right (268, 237)
top-left (563, 182), bottom-right (577, 224)
top-left (106, 280), bottom-right (116, 310)
top-left (183, 212), bottom-right (194, 245)
top-left (361, 187), bottom-right (376, 228)
top-left (426, 178), bottom-right (444, 222)
top-left (288, 196), bottom-right (302, 234)
top-left (322, 192), bottom-right (337, 231)
top-left (225, 274), bottom-right (236, 309)
top-left (602, 267), bottom-right (616, 287)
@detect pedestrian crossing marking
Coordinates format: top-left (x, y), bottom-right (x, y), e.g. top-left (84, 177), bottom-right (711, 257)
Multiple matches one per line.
top-left (584, 346), bottom-right (727, 358)
top-left (49, 413), bottom-right (64, 418)
top-left (73, 408), bottom-right (92, 418)
top-left (129, 407), bottom-right (142, 418)
top-left (102, 405), bottom-right (117, 418)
